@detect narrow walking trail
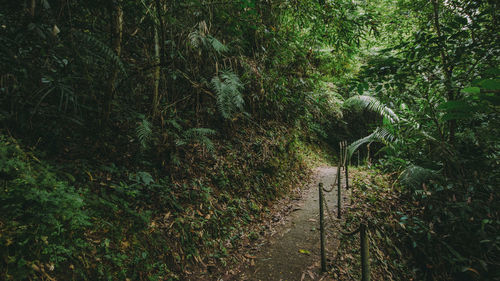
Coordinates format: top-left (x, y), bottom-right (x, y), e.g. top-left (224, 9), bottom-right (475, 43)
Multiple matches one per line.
top-left (235, 166), bottom-right (340, 281)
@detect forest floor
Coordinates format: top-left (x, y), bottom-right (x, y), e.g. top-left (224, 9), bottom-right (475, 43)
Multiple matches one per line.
top-left (186, 165), bottom-right (414, 281)
top-left (213, 166), bottom-right (348, 281)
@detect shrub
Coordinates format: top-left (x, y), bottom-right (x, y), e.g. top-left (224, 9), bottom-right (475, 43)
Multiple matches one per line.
top-left (0, 135), bottom-right (89, 280)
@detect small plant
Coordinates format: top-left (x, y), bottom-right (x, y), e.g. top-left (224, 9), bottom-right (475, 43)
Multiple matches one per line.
top-left (176, 128), bottom-right (216, 153)
top-left (136, 115), bottom-right (153, 149)
top-left (211, 70), bottom-right (245, 119)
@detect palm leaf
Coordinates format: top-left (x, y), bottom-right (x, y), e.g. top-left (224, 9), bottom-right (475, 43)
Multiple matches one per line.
top-left (347, 127), bottom-right (396, 159)
top-left (73, 31), bottom-right (127, 75)
top-left (344, 95), bottom-right (399, 123)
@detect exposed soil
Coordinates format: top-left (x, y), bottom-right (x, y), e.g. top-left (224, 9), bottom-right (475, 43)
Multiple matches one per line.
top-left (232, 166), bottom-right (340, 281)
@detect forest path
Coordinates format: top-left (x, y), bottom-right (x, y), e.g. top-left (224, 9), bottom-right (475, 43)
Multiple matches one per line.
top-left (234, 166), bottom-right (341, 281)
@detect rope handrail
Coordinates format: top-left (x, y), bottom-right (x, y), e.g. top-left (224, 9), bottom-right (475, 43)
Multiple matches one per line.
top-left (317, 140), bottom-right (370, 280)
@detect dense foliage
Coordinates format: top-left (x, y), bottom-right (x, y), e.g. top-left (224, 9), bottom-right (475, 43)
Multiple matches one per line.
top-left (1, 0), bottom-right (498, 280)
top-left (346, 0), bottom-right (499, 280)
top-left (0, 0), bottom-right (365, 279)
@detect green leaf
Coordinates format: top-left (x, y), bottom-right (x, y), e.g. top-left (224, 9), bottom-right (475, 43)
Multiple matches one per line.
top-left (299, 249), bottom-right (311, 255)
top-left (461, 87), bottom-right (480, 94)
top-left (479, 79), bottom-right (500, 90)
top-left (347, 127), bottom-right (397, 159)
top-left (484, 68), bottom-right (500, 76)
top-left (479, 93), bottom-right (500, 105)
top-left (437, 100), bottom-right (470, 110)
top-left (344, 95), bottom-right (399, 123)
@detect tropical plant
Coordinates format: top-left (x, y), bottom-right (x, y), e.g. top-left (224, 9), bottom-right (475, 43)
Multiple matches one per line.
top-left (211, 70), bottom-right (245, 119)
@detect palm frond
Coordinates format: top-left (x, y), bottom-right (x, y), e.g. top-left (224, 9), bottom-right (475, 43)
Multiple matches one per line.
top-left (73, 31), bottom-right (127, 75)
top-left (344, 95), bottom-right (399, 123)
top-left (347, 127), bottom-right (396, 159)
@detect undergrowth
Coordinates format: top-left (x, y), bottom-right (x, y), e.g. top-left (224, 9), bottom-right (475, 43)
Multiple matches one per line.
top-left (331, 167), bottom-right (415, 281)
top-left (0, 123), bottom-right (316, 280)
top-left (335, 166), bottom-right (499, 281)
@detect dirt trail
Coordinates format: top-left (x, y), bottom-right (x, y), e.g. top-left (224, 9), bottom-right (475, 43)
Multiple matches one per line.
top-left (236, 166), bottom-right (339, 281)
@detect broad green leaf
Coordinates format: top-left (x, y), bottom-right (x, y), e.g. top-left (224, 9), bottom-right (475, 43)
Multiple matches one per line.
top-left (438, 100), bottom-right (471, 111)
top-left (461, 87), bottom-right (480, 94)
top-left (479, 79), bottom-right (500, 90)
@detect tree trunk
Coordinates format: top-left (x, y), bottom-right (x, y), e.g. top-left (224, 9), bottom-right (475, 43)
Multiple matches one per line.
top-left (152, 26), bottom-right (161, 118)
top-left (431, 0), bottom-right (456, 143)
top-left (155, 0), bottom-right (166, 66)
top-left (152, 0), bottom-right (167, 119)
top-left (29, 0), bottom-right (36, 17)
top-left (105, 0), bottom-right (123, 120)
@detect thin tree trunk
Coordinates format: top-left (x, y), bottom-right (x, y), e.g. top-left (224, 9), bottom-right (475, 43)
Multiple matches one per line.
top-left (155, 0), bottom-right (166, 66)
top-left (29, 0), bottom-right (36, 17)
top-left (152, 0), bottom-right (167, 118)
top-left (431, 0), bottom-right (456, 143)
top-left (152, 26), bottom-right (161, 118)
top-left (105, 0), bottom-right (123, 120)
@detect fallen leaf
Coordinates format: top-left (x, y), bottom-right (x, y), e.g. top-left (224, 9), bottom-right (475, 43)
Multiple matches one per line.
top-left (244, 254), bottom-right (256, 259)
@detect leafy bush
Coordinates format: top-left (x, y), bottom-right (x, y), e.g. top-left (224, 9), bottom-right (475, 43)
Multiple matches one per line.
top-left (0, 135), bottom-right (90, 280)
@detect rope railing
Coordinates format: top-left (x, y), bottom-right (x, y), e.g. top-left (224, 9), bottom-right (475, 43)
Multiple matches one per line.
top-left (318, 140), bottom-right (370, 281)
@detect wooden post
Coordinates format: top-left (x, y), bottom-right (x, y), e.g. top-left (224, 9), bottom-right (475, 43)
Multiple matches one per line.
top-left (361, 223), bottom-right (370, 281)
top-left (345, 158), bottom-right (349, 190)
top-left (343, 141), bottom-right (347, 167)
top-left (339, 141), bottom-right (343, 169)
top-left (366, 143), bottom-right (371, 167)
top-left (319, 183), bottom-right (326, 272)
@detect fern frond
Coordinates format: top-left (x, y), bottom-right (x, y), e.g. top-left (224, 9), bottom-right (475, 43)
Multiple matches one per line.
top-left (400, 164), bottom-right (439, 190)
top-left (188, 30), bottom-right (203, 49)
top-left (136, 117), bottom-right (153, 149)
top-left (207, 36), bottom-right (228, 54)
top-left (166, 118), bottom-right (182, 131)
top-left (187, 25), bottom-right (227, 54)
top-left (177, 128), bottom-right (216, 153)
top-left (347, 127), bottom-right (396, 159)
top-left (73, 31), bottom-right (127, 75)
top-left (344, 95), bottom-right (399, 123)
top-left (211, 70), bottom-right (244, 119)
